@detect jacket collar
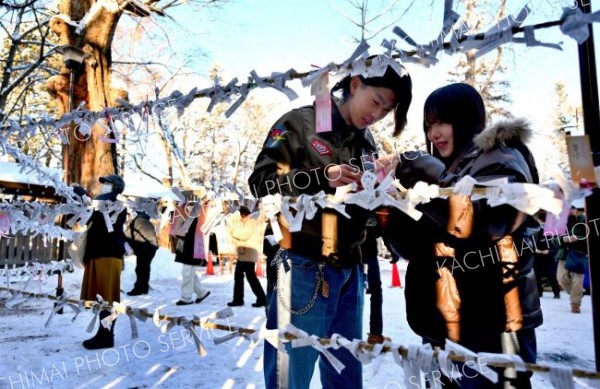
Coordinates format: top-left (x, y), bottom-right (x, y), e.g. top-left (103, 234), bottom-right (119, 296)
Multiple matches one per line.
top-left (473, 118), bottom-right (533, 152)
top-left (448, 118), bottom-right (532, 173)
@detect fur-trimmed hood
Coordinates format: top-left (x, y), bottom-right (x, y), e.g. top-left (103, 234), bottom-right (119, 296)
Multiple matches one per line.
top-left (473, 118), bottom-right (533, 152)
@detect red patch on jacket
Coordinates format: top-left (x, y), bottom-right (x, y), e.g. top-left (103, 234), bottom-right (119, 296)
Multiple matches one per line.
top-left (311, 139), bottom-right (332, 156)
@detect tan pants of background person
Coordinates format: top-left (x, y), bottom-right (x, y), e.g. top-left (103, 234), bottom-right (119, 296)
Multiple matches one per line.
top-left (557, 259), bottom-right (584, 310)
top-left (180, 264), bottom-right (209, 303)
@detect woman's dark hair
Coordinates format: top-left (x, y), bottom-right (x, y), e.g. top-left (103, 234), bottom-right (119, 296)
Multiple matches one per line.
top-left (239, 205), bottom-right (251, 217)
top-left (423, 83), bottom-right (486, 161)
top-left (332, 57), bottom-right (413, 137)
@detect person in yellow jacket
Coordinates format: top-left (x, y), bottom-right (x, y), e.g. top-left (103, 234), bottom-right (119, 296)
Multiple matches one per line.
top-left (226, 205), bottom-right (267, 307)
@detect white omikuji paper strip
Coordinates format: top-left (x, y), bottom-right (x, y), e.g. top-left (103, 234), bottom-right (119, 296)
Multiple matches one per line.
top-left (548, 365), bottom-right (576, 389)
top-left (437, 349), bottom-right (462, 381)
top-left (560, 7), bottom-right (600, 44)
top-left (402, 344), bottom-right (423, 387)
top-left (444, 340), bottom-right (500, 383)
top-left (181, 318), bottom-right (207, 357)
top-left (415, 343), bottom-right (438, 386)
top-left (478, 351), bottom-right (526, 372)
top-left (284, 324), bottom-right (346, 374)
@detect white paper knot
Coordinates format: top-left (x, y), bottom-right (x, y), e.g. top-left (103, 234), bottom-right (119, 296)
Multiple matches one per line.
top-left (453, 176), bottom-right (477, 196)
top-left (548, 365), bottom-right (575, 389)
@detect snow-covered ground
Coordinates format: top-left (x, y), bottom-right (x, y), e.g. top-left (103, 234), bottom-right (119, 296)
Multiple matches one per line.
top-left (0, 248), bottom-right (597, 388)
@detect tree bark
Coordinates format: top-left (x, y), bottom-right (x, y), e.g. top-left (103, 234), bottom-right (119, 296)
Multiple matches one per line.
top-left (47, 0), bottom-right (126, 196)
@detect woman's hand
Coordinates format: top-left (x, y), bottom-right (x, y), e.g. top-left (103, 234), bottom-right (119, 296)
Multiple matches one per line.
top-left (395, 151), bottom-right (445, 188)
top-left (325, 164), bottom-right (363, 188)
top-left (374, 153), bottom-right (399, 179)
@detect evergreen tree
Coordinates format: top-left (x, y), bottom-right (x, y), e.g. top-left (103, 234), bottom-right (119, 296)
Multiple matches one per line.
top-left (447, 0), bottom-right (511, 119)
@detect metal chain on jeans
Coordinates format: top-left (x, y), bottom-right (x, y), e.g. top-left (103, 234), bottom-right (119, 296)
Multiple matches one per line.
top-left (275, 249), bottom-right (324, 315)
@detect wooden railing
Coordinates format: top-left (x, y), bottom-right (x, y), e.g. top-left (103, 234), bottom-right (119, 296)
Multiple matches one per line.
top-left (0, 233), bottom-right (66, 267)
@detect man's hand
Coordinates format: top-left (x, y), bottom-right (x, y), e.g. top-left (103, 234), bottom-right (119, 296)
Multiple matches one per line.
top-left (325, 164), bottom-right (363, 188)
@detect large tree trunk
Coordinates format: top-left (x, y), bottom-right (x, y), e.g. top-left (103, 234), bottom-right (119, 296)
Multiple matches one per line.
top-left (47, 0), bottom-right (126, 196)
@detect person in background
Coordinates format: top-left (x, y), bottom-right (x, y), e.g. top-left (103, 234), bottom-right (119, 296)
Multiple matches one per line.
top-left (125, 210), bottom-right (159, 296)
top-left (170, 199), bottom-right (213, 306)
top-left (556, 206), bottom-right (588, 313)
top-left (225, 205), bottom-right (267, 307)
top-left (80, 174), bottom-right (127, 350)
top-left (249, 56), bottom-right (412, 389)
top-left (386, 83), bottom-right (542, 388)
top-left (361, 218), bottom-right (389, 344)
top-left (207, 232), bottom-right (219, 267)
top-left (532, 210), bottom-right (561, 299)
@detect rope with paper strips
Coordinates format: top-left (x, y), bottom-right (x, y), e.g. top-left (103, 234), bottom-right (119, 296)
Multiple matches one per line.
top-left (1, 3), bottom-right (597, 227)
top-left (261, 172), bottom-right (570, 241)
top-left (0, 286), bottom-right (258, 357)
top-left (0, 261), bottom-right (75, 282)
top-left (2, 4), bottom-right (598, 139)
top-left (0, 285), bottom-right (597, 386)
top-left (265, 323), bottom-right (600, 387)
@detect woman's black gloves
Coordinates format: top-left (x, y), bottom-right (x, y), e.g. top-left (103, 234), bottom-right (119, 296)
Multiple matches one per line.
top-left (395, 151), bottom-right (446, 189)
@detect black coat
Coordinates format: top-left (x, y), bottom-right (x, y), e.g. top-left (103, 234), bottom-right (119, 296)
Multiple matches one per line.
top-left (83, 192), bottom-right (127, 263)
top-left (388, 118), bottom-right (543, 344)
top-left (174, 217), bottom-right (200, 266)
top-left (248, 101), bottom-right (377, 265)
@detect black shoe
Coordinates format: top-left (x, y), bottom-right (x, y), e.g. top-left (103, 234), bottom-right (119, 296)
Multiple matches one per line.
top-left (83, 330), bottom-right (114, 350)
top-left (176, 300), bottom-right (194, 306)
top-left (227, 301), bottom-right (244, 307)
top-left (127, 289), bottom-right (147, 296)
top-left (554, 293), bottom-right (561, 299)
top-left (251, 301), bottom-right (266, 308)
top-left (195, 291), bottom-right (211, 303)
top-left (83, 311), bottom-right (114, 350)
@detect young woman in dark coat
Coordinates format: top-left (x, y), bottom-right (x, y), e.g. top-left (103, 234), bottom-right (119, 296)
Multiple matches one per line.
top-left (385, 83), bottom-right (542, 388)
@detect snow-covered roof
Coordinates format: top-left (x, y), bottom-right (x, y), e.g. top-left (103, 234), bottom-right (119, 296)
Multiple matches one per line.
top-left (0, 161), bottom-right (62, 187)
top-left (121, 174), bottom-right (179, 200)
top-left (0, 162), bottom-right (177, 200)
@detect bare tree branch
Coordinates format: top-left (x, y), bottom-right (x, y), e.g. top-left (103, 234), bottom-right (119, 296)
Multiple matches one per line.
top-left (1, 0), bottom-right (38, 10)
top-left (4, 76), bottom-right (46, 116)
top-left (365, 0), bottom-right (401, 24)
top-left (131, 153), bottom-right (166, 184)
top-left (113, 60), bottom-right (172, 68)
top-left (1, 34), bottom-right (56, 101)
top-left (15, 15), bottom-right (50, 40)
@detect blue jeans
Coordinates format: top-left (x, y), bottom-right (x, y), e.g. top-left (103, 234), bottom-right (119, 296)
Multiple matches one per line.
top-left (366, 256), bottom-right (383, 335)
top-left (264, 250), bottom-right (364, 389)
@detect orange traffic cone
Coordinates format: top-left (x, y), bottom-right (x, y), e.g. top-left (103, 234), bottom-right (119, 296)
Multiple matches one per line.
top-left (255, 258), bottom-right (263, 277)
top-left (205, 252), bottom-right (215, 275)
top-left (391, 262), bottom-right (402, 288)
